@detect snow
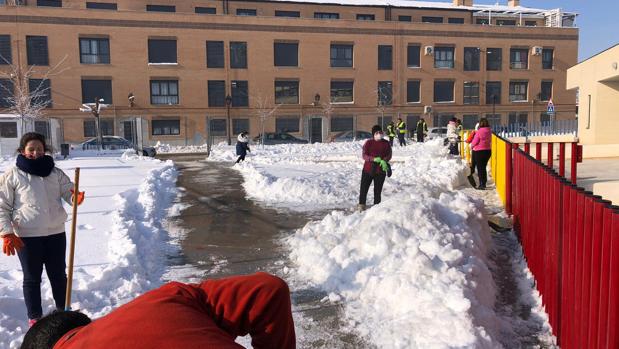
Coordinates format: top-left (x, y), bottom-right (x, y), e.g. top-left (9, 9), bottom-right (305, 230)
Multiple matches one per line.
top-left (0, 152), bottom-right (194, 349)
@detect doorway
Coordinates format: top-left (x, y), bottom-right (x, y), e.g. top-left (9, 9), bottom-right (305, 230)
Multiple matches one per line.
top-left (310, 118), bottom-right (322, 143)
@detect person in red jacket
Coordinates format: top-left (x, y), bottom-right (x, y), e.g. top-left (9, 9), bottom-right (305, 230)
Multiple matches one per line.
top-left (20, 272), bottom-right (296, 349)
top-left (358, 125), bottom-right (392, 211)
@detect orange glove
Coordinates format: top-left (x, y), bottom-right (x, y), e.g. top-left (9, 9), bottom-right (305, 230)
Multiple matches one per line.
top-left (2, 234), bottom-right (24, 256)
top-left (70, 189), bottom-right (85, 205)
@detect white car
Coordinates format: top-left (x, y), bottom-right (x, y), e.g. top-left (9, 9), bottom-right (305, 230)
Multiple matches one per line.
top-left (426, 127), bottom-right (447, 139)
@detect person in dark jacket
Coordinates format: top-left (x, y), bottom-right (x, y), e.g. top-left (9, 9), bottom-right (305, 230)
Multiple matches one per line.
top-left (235, 131), bottom-right (250, 164)
top-left (416, 118), bottom-right (428, 143)
top-left (21, 272), bottom-right (296, 349)
top-left (358, 125), bottom-right (392, 211)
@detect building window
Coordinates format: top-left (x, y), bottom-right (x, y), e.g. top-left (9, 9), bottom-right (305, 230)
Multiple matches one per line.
top-left (195, 7), bottom-right (216, 14)
top-left (314, 12), bottom-right (339, 19)
top-left (433, 114), bottom-right (453, 128)
top-left (276, 117), bottom-right (300, 132)
top-left (377, 81), bottom-right (392, 106)
top-left (485, 114), bottom-right (502, 127)
top-left (378, 45), bottom-right (392, 70)
top-left (0, 35), bottom-right (11, 65)
top-left (146, 4), bottom-right (175, 12)
top-left (525, 20), bottom-right (537, 26)
top-left (152, 119), bottom-right (181, 136)
top-left (231, 80), bottom-right (248, 107)
top-left (79, 38), bottom-right (110, 64)
top-left (330, 116), bottom-right (353, 132)
top-left (86, 2), bottom-right (117, 10)
top-left (509, 81), bottom-right (528, 102)
top-left (274, 42), bottom-right (298, 67)
top-left (422, 16), bottom-right (443, 23)
top-left (230, 42), bottom-right (247, 69)
top-left (434, 80), bottom-right (454, 103)
top-left (330, 80), bottom-right (353, 103)
top-left (150, 80), bottom-right (179, 105)
top-left (356, 14), bottom-right (375, 20)
top-left (0, 79), bottom-right (14, 108)
top-left (540, 112), bottom-right (551, 126)
top-left (398, 15), bottom-right (412, 22)
top-left (206, 41), bottom-right (224, 68)
top-left (83, 119), bottom-right (113, 137)
top-left (81, 79), bottom-right (113, 104)
top-left (464, 47), bottom-right (480, 71)
top-left (434, 47), bottom-right (454, 69)
top-left (542, 48), bottom-right (554, 69)
top-left (463, 114), bottom-right (479, 129)
top-left (407, 45), bottom-right (420, 67)
top-left (496, 19), bottom-right (516, 26)
top-left (207, 80), bottom-right (226, 107)
top-left (0, 122), bottom-right (18, 138)
top-left (330, 44), bottom-right (353, 68)
top-left (407, 115), bottom-right (420, 132)
top-left (207, 119), bottom-right (226, 136)
top-left (406, 80), bottom-right (420, 103)
top-left (232, 118), bottom-right (250, 135)
top-left (37, 0), bottom-right (61, 7)
top-left (486, 81), bottom-right (501, 105)
top-left (26, 36), bottom-right (49, 66)
top-left (508, 112), bottom-right (528, 126)
top-left (448, 18), bottom-right (464, 24)
top-left (28, 79), bottom-right (52, 107)
top-left (486, 48), bottom-right (502, 71)
top-left (275, 10), bottom-right (300, 17)
top-left (463, 81), bottom-right (479, 105)
top-left (275, 80), bottom-right (299, 104)
top-left (34, 120), bottom-right (50, 139)
top-left (236, 9), bottom-right (256, 16)
top-left (510, 48), bottom-right (528, 69)
top-left (148, 39), bottom-right (177, 64)
top-left (540, 81), bottom-right (553, 101)
top-left (476, 18), bottom-right (489, 25)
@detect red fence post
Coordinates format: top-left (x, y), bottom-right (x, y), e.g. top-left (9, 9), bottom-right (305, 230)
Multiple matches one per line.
top-left (536, 142), bottom-right (542, 161)
top-left (606, 207), bottom-right (619, 348)
top-left (579, 193), bottom-right (596, 348)
top-left (572, 189), bottom-right (587, 347)
top-left (524, 142), bottom-right (530, 155)
top-left (559, 142), bottom-right (566, 178)
top-left (597, 205), bottom-right (615, 348)
top-left (547, 142), bottom-right (554, 169)
top-left (571, 142), bottom-right (578, 185)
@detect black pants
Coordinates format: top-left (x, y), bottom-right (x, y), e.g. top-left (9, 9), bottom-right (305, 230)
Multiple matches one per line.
top-left (359, 171), bottom-right (386, 205)
top-left (236, 154), bottom-right (246, 163)
top-left (469, 148), bottom-right (477, 175)
top-left (449, 141), bottom-right (459, 155)
top-left (17, 232), bottom-right (67, 319)
top-left (417, 132), bottom-right (424, 143)
top-left (473, 150), bottom-right (492, 187)
top-left (398, 133), bottom-right (406, 146)
top-left (388, 137), bottom-right (394, 147)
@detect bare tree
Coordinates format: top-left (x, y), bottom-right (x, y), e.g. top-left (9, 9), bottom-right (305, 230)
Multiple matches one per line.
top-left (252, 94), bottom-right (280, 149)
top-left (0, 55), bottom-right (68, 133)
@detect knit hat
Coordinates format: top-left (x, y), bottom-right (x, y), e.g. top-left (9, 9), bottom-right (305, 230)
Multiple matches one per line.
top-left (371, 125), bottom-right (382, 135)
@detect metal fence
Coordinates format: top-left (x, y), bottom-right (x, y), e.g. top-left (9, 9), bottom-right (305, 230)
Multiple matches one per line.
top-left (492, 119), bottom-right (578, 138)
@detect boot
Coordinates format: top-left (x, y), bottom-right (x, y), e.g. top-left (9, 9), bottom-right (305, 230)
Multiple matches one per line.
top-left (467, 174), bottom-right (477, 188)
top-left (356, 204), bottom-right (366, 212)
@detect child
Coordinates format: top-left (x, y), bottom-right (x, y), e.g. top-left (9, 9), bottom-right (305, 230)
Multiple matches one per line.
top-left (358, 125), bottom-right (392, 211)
top-left (235, 131), bottom-right (251, 164)
top-left (0, 132), bottom-right (84, 326)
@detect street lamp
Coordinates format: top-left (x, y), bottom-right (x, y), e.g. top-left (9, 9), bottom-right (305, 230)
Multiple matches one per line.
top-left (225, 94), bottom-right (232, 145)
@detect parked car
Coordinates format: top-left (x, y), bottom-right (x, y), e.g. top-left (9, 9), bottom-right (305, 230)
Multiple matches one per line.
top-left (330, 131), bottom-right (373, 142)
top-left (79, 136), bottom-right (157, 157)
top-left (426, 127), bottom-right (448, 139)
top-left (253, 132), bottom-right (309, 145)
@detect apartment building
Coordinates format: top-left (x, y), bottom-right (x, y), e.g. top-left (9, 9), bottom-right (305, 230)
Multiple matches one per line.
top-left (0, 0), bottom-right (578, 146)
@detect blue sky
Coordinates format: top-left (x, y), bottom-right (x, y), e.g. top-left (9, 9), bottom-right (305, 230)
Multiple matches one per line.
top-left (471, 0), bottom-right (619, 61)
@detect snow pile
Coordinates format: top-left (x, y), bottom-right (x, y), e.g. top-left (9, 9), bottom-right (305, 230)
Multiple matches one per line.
top-left (286, 189), bottom-right (501, 348)
top-left (209, 139), bottom-right (467, 211)
top-left (154, 141), bottom-right (210, 154)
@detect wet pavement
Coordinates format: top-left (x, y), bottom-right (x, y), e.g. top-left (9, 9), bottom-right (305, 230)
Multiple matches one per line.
top-left (158, 154), bottom-right (372, 348)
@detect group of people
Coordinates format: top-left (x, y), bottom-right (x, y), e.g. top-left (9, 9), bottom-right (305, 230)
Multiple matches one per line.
top-left (2, 132), bottom-right (296, 348)
top-left (385, 117), bottom-right (430, 146)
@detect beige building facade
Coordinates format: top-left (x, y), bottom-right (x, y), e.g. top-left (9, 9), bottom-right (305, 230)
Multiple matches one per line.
top-left (0, 0), bottom-right (578, 146)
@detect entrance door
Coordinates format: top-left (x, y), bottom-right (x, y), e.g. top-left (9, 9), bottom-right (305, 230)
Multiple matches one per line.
top-left (123, 121), bottom-right (135, 144)
top-left (310, 118), bottom-right (322, 143)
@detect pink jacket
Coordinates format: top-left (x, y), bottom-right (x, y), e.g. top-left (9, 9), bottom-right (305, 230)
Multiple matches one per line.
top-left (470, 127), bottom-right (492, 151)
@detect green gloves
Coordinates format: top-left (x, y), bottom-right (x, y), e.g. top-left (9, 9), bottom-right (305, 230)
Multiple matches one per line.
top-left (373, 157), bottom-right (389, 172)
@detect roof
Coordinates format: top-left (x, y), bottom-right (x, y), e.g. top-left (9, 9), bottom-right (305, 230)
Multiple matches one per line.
top-left (271, 0), bottom-right (576, 17)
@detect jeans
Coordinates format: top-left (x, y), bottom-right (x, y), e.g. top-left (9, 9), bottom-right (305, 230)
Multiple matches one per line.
top-left (398, 133), bottom-right (406, 146)
top-left (17, 232), bottom-right (67, 319)
top-left (359, 170), bottom-right (386, 205)
top-left (473, 150), bottom-right (492, 187)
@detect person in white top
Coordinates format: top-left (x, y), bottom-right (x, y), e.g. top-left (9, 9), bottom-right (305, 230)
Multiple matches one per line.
top-left (0, 132), bottom-right (84, 326)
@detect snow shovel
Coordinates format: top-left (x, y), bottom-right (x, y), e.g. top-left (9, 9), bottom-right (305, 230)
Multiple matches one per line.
top-left (65, 168), bottom-right (80, 311)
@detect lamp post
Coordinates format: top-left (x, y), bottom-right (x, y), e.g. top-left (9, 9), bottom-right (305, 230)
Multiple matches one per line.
top-left (225, 94), bottom-right (232, 145)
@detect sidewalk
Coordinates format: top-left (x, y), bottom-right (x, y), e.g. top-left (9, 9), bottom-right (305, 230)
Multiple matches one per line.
top-left (573, 157), bottom-right (619, 204)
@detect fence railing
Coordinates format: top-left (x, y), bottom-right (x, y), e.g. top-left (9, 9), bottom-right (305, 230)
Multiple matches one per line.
top-left (491, 134), bottom-right (619, 348)
top-left (492, 119), bottom-right (578, 138)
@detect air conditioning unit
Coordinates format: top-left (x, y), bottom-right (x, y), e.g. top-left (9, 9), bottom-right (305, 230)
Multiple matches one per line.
top-left (424, 105), bottom-right (433, 114)
top-left (532, 46), bottom-right (543, 56)
top-left (424, 46), bottom-right (434, 56)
